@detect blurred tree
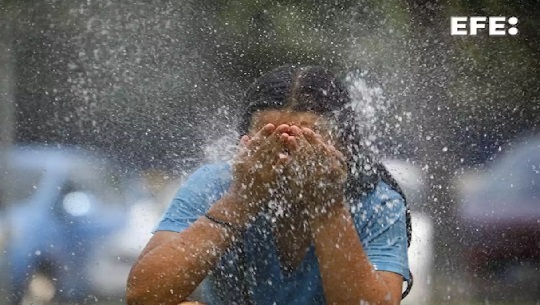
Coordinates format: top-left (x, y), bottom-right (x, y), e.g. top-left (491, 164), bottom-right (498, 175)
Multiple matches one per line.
top-left (7, 0), bottom-right (243, 173)
top-left (0, 6), bottom-right (15, 208)
top-left (448, 0), bottom-right (540, 165)
top-left (209, 0), bottom-right (356, 77)
top-left (402, 1), bottom-right (465, 302)
top-left (204, 0), bottom-right (419, 160)
top-left (403, 0), bottom-right (540, 302)
top-left (5, 0), bottom-right (540, 172)
top-left (0, 19), bottom-right (14, 147)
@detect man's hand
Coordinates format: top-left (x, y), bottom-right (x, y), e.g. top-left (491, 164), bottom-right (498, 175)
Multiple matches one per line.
top-left (231, 123), bottom-right (347, 221)
top-left (285, 127), bottom-right (348, 218)
top-left (230, 123), bottom-right (293, 215)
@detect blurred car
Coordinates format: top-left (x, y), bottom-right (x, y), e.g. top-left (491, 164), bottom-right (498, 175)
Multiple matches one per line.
top-left (455, 136), bottom-right (540, 298)
top-left (0, 210), bottom-right (6, 250)
top-left (0, 146), bottom-right (134, 304)
top-left (85, 178), bottom-right (168, 299)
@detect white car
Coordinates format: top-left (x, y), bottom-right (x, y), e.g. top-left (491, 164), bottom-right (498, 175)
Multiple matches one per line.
top-left (86, 176), bottom-right (179, 299)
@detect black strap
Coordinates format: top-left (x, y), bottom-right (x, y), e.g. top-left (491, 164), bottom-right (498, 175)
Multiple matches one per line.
top-left (375, 163), bottom-right (414, 299)
top-left (402, 273), bottom-right (414, 299)
top-left (204, 213), bottom-right (240, 233)
top-left (376, 163), bottom-right (412, 248)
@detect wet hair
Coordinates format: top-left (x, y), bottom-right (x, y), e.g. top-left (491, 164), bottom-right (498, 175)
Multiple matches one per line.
top-left (237, 65), bottom-right (379, 201)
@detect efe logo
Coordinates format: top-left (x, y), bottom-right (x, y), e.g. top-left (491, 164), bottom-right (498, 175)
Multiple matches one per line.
top-left (451, 16), bottom-right (518, 36)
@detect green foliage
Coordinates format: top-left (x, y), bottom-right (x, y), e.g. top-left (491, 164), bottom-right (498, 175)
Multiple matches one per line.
top-left (213, 0), bottom-right (412, 77)
top-left (446, 0), bottom-right (540, 137)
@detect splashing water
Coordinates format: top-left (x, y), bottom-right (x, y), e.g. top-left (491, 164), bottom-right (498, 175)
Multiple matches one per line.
top-left (202, 74), bottom-right (391, 164)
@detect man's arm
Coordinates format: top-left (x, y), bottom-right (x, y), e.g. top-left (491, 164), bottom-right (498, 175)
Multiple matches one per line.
top-left (310, 202), bottom-right (403, 305)
top-left (127, 124), bottom-right (289, 305)
top-left (126, 194), bottom-right (249, 305)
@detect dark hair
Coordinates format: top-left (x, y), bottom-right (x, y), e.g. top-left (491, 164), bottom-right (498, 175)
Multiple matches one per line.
top-left (237, 65), bottom-right (379, 201)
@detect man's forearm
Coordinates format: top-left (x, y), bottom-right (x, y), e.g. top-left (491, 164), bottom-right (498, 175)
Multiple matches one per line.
top-left (310, 203), bottom-right (399, 305)
top-left (127, 195), bottom-right (250, 305)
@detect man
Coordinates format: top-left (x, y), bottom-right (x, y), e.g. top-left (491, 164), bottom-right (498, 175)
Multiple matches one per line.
top-left (127, 65), bottom-right (410, 305)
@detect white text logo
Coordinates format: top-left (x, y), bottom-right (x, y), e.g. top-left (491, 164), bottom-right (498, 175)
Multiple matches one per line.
top-left (450, 16), bottom-right (518, 36)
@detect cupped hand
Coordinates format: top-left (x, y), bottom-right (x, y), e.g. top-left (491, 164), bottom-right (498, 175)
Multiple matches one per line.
top-left (231, 123), bottom-right (346, 220)
top-left (230, 124), bottom-right (296, 214)
top-left (285, 127), bottom-right (347, 217)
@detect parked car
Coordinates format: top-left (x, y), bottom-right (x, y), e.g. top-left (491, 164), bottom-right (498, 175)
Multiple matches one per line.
top-left (0, 212), bottom-right (7, 296)
top-left (455, 136), bottom-right (540, 299)
top-left (0, 146), bottom-right (134, 304)
top-left (83, 168), bottom-right (182, 301)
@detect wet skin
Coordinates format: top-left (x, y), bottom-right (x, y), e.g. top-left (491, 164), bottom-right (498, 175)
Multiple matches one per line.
top-left (235, 110), bottom-right (348, 271)
top-left (127, 110), bottom-right (404, 305)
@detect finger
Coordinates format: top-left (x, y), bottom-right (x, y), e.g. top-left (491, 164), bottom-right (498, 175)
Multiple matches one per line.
top-left (293, 133), bottom-right (312, 152)
top-left (245, 136), bottom-right (263, 150)
top-left (285, 135), bottom-right (298, 151)
top-left (327, 145), bottom-right (346, 161)
top-left (248, 124), bottom-right (277, 149)
top-left (275, 124), bottom-right (290, 134)
top-left (295, 130), bottom-right (320, 156)
top-left (267, 131), bottom-right (285, 155)
top-left (302, 127), bottom-right (330, 153)
top-left (236, 137), bottom-right (251, 159)
top-left (287, 135), bottom-right (313, 152)
top-left (253, 123), bottom-right (276, 140)
top-left (279, 132), bottom-right (290, 144)
top-left (262, 123), bottom-right (276, 135)
top-left (325, 146), bottom-right (347, 175)
top-left (276, 152), bottom-right (291, 168)
top-left (290, 135), bottom-right (316, 166)
top-left (253, 130), bottom-right (285, 162)
top-left (301, 127), bottom-right (321, 145)
top-left (269, 132), bottom-right (291, 160)
top-left (288, 125), bottom-right (302, 136)
top-left (240, 135), bottom-right (251, 147)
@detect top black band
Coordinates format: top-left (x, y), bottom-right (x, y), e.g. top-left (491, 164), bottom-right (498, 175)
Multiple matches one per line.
top-left (204, 213), bottom-right (240, 232)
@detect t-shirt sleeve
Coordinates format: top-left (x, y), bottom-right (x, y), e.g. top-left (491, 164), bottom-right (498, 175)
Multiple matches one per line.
top-left (352, 181), bottom-right (411, 281)
top-left (154, 163), bottom-right (231, 233)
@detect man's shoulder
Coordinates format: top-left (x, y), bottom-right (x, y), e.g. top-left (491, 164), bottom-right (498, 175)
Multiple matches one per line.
top-left (173, 161), bottom-right (232, 203)
top-left (187, 161), bottom-right (232, 184)
top-left (371, 180), bottom-right (405, 202)
top-left (354, 180), bottom-right (406, 217)
top-left (156, 162), bottom-right (232, 232)
top-left (194, 161), bottom-right (231, 173)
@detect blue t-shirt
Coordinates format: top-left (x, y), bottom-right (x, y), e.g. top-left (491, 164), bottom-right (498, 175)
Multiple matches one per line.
top-left (156, 162), bottom-right (410, 305)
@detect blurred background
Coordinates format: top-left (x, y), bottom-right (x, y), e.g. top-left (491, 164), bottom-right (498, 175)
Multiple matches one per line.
top-left (0, 0), bottom-right (539, 304)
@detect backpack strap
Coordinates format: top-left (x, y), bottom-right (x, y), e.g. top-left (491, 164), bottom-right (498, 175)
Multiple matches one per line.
top-left (375, 163), bottom-right (414, 299)
top-left (375, 163), bottom-right (412, 247)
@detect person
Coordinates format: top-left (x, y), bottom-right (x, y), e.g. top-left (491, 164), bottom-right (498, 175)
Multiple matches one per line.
top-left (127, 65), bottom-right (410, 305)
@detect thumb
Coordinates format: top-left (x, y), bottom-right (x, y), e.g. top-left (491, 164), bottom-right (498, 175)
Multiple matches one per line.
top-left (240, 135), bottom-right (251, 147)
